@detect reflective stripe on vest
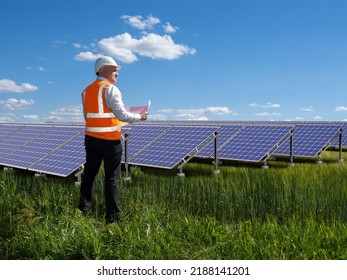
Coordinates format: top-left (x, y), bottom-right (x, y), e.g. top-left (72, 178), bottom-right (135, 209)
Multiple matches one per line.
top-left (83, 79), bottom-right (122, 140)
top-left (85, 126), bottom-right (123, 133)
top-left (86, 112), bottom-right (115, 118)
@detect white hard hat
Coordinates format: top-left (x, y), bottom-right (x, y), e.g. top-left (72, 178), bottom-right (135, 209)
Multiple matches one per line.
top-left (95, 56), bottom-right (121, 74)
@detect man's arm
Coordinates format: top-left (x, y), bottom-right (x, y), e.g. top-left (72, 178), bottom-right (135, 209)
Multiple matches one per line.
top-left (104, 85), bottom-right (144, 122)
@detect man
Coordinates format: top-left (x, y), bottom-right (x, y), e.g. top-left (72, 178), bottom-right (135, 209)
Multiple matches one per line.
top-left (78, 56), bottom-right (148, 223)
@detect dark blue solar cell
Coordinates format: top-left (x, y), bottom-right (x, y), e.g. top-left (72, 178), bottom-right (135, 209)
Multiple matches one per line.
top-left (275, 124), bottom-right (342, 157)
top-left (196, 125), bottom-right (243, 158)
top-left (121, 125), bottom-right (171, 162)
top-left (1, 126), bottom-right (84, 170)
top-left (1, 121), bottom-right (344, 177)
top-left (129, 126), bottom-right (219, 168)
top-left (0, 124), bottom-right (23, 140)
top-left (218, 125), bottom-right (293, 162)
top-left (29, 130), bottom-right (85, 176)
top-left (0, 125), bottom-right (50, 161)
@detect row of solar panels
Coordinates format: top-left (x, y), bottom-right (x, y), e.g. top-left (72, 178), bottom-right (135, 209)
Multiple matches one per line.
top-left (0, 121), bottom-right (345, 177)
top-left (0, 123), bottom-right (85, 177)
top-left (125, 122), bottom-right (344, 169)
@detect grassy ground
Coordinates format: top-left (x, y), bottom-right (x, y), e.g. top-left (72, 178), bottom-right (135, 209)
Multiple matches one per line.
top-left (0, 151), bottom-right (346, 259)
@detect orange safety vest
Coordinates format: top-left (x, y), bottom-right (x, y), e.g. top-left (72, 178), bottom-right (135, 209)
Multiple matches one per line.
top-left (82, 79), bottom-right (122, 140)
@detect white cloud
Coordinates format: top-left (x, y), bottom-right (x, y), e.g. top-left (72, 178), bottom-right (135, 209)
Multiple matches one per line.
top-left (205, 107), bottom-right (234, 115)
top-left (0, 117), bottom-right (13, 122)
top-left (313, 115), bottom-right (322, 120)
top-left (176, 113), bottom-right (200, 119)
top-left (193, 116), bottom-right (209, 121)
top-left (335, 106), bottom-right (347, 111)
top-left (147, 113), bottom-right (167, 121)
top-left (47, 104), bottom-right (84, 122)
top-left (121, 15), bottom-right (160, 30)
top-left (163, 22), bottom-right (178, 33)
top-left (157, 109), bottom-right (173, 114)
top-left (175, 113), bottom-right (209, 121)
top-left (97, 33), bottom-right (139, 63)
top-left (95, 32), bottom-right (196, 63)
top-left (284, 117), bottom-right (305, 121)
top-left (25, 65), bottom-right (46, 72)
top-left (158, 107), bottom-right (235, 116)
top-left (73, 43), bottom-right (90, 49)
top-left (248, 102), bottom-right (281, 108)
top-left (23, 114), bottom-right (40, 120)
top-left (75, 15), bottom-right (195, 64)
top-left (157, 106), bottom-right (236, 120)
top-left (74, 51), bottom-right (102, 61)
top-left (301, 106), bottom-right (314, 112)
top-left (52, 40), bottom-right (68, 47)
top-left (0, 98), bottom-right (34, 110)
top-left (254, 112), bottom-right (271, 116)
top-left (0, 113), bottom-right (15, 122)
top-left (134, 33), bottom-right (196, 59)
top-left (0, 79), bottom-right (38, 93)
top-left (254, 112), bottom-right (281, 116)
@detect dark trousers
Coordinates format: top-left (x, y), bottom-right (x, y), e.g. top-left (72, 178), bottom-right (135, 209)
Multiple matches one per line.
top-left (79, 135), bottom-right (122, 221)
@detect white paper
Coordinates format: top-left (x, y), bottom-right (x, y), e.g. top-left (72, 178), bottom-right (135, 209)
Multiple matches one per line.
top-left (124, 100), bottom-right (150, 114)
top-left (122, 100), bottom-right (150, 126)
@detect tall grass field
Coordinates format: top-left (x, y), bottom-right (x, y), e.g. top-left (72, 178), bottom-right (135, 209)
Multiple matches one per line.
top-left (0, 151), bottom-right (346, 260)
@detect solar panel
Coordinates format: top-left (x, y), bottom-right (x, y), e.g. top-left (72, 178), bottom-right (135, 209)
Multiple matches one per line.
top-left (0, 124), bottom-right (23, 140)
top-left (121, 126), bottom-right (132, 135)
top-left (121, 124), bottom-right (171, 162)
top-left (217, 125), bottom-right (293, 162)
top-left (0, 121), bottom-right (345, 177)
top-left (129, 126), bottom-right (219, 169)
top-left (0, 125), bottom-right (50, 162)
top-left (275, 124), bottom-right (342, 157)
top-left (196, 125), bottom-right (244, 158)
top-left (27, 125), bottom-right (132, 177)
top-left (28, 129), bottom-right (85, 177)
top-left (0, 126), bottom-right (83, 170)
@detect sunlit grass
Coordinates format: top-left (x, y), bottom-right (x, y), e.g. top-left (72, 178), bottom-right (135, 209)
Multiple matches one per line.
top-left (1, 151), bottom-right (347, 259)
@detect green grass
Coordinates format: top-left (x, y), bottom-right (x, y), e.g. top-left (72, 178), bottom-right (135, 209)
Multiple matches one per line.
top-left (1, 151), bottom-right (347, 259)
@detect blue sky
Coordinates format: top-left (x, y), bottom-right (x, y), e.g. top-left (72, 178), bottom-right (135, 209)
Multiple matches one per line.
top-left (1, 0), bottom-right (347, 122)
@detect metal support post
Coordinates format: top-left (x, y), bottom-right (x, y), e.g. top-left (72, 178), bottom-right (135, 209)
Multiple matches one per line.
top-left (213, 131), bottom-right (220, 174)
top-left (177, 166), bottom-right (185, 177)
top-left (288, 130), bottom-right (295, 167)
top-left (123, 133), bottom-right (131, 181)
top-left (261, 161), bottom-right (269, 169)
top-left (316, 156), bottom-right (323, 164)
top-left (74, 165), bottom-right (84, 186)
top-left (338, 129), bottom-right (344, 162)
